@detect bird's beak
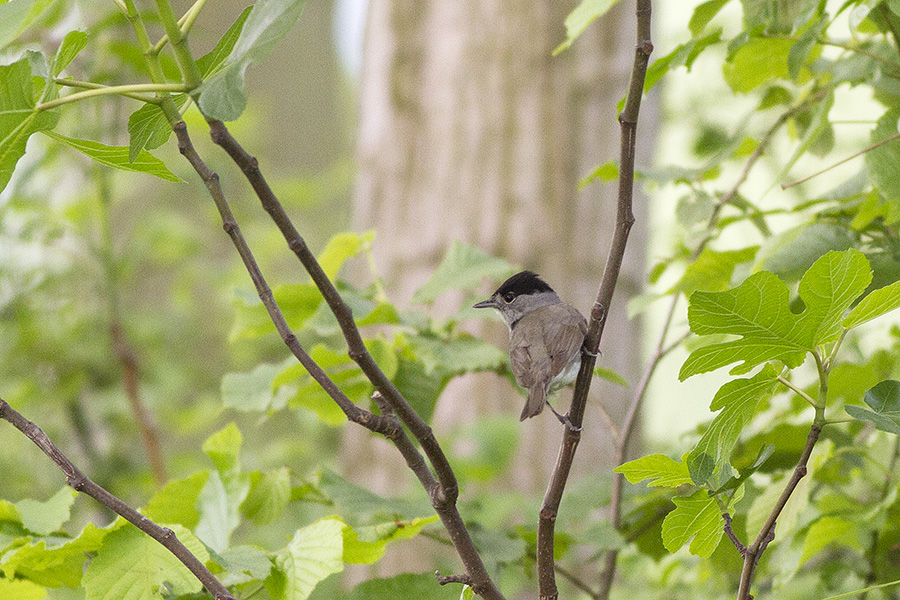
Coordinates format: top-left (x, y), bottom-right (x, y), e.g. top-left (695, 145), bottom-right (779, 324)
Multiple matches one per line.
top-left (473, 298), bottom-right (496, 309)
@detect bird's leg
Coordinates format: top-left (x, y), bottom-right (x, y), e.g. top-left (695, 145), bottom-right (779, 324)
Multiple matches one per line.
top-left (546, 401), bottom-right (582, 432)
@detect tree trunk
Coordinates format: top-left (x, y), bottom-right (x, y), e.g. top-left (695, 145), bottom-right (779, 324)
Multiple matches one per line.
top-left (344, 0), bottom-right (653, 580)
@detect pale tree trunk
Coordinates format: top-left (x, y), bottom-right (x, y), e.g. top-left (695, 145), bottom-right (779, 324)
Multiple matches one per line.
top-left (343, 0), bottom-right (654, 580)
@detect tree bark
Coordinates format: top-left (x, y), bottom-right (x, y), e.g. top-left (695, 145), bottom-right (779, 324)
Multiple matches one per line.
top-left (346, 0), bottom-right (653, 580)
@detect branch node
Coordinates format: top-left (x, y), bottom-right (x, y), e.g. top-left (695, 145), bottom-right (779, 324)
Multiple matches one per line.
top-left (435, 571), bottom-right (472, 586)
top-left (590, 301), bottom-right (606, 323)
top-left (639, 40), bottom-right (654, 55)
top-left (66, 473), bottom-right (88, 491)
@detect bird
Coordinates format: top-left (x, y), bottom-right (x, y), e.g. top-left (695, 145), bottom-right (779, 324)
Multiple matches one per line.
top-left (473, 271), bottom-right (588, 426)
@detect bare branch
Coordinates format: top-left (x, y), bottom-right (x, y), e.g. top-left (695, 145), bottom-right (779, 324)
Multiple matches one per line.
top-left (187, 120), bottom-right (503, 599)
top-left (0, 398), bottom-right (235, 600)
top-left (536, 2), bottom-right (653, 598)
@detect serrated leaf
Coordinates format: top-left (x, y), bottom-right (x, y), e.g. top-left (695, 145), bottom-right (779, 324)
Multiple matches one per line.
top-left (317, 231), bottom-right (374, 280)
top-left (413, 241), bottom-right (516, 304)
top-left (268, 518), bottom-right (344, 600)
top-left (681, 249), bottom-right (871, 379)
top-left (198, 0), bottom-right (309, 120)
top-left (614, 454), bottom-right (692, 487)
top-left (687, 365), bottom-right (778, 486)
top-left (142, 471), bottom-right (209, 529)
top-left (0, 0), bottom-right (56, 51)
top-left (845, 380), bottom-right (900, 435)
top-left (843, 280), bottom-right (900, 329)
top-left (83, 524), bottom-right (208, 600)
top-left (661, 490), bottom-right (722, 557)
top-left (407, 333), bottom-right (507, 375)
top-left (53, 31), bottom-right (88, 77)
top-left (42, 131), bottom-right (181, 181)
top-left (15, 487), bottom-right (76, 535)
top-left (241, 468), bottom-right (291, 525)
top-left (669, 246), bottom-right (758, 297)
top-left (800, 516), bottom-right (859, 565)
top-left (553, 0), bottom-right (622, 55)
top-left (197, 6), bottom-right (254, 79)
top-left (0, 57), bottom-right (58, 193)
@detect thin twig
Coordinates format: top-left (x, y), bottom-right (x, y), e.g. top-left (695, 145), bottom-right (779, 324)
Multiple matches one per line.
top-left (723, 512), bottom-right (747, 556)
top-left (782, 131), bottom-right (900, 190)
top-left (776, 375), bottom-right (819, 408)
top-left (536, 2), bottom-right (653, 598)
top-left (203, 120), bottom-right (505, 600)
top-left (0, 398), bottom-right (235, 600)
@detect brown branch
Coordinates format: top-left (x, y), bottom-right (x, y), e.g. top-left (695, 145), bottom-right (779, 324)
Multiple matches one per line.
top-left (435, 571), bottom-right (473, 586)
top-left (536, 2), bottom-right (653, 598)
top-left (723, 512), bottom-right (747, 556)
top-left (737, 423), bottom-right (821, 600)
top-left (0, 397), bottom-right (234, 600)
top-left (202, 120), bottom-right (504, 599)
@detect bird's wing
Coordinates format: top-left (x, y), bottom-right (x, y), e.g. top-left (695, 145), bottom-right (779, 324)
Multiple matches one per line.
top-left (543, 303), bottom-right (588, 376)
top-left (509, 315), bottom-right (552, 390)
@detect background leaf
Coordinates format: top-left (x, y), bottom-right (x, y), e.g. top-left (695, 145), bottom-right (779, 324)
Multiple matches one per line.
top-left (412, 240), bottom-right (516, 304)
top-left (846, 380), bottom-right (900, 435)
top-left (42, 131), bottom-right (181, 181)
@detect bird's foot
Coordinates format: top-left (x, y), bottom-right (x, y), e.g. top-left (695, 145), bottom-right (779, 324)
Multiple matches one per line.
top-left (547, 403), bottom-right (582, 432)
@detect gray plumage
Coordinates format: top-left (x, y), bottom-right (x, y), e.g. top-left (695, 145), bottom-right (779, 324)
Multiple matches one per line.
top-left (474, 271), bottom-right (588, 422)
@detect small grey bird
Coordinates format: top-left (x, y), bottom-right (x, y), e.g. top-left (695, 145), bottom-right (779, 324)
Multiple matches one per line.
top-left (474, 271), bottom-right (588, 424)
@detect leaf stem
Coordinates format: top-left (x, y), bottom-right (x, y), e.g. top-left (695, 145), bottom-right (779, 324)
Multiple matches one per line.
top-left (37, 84), bottom-right (187, 111)
top-left (782, 132), bottom-right (900, 190)
top-left (776, 375), bottom-right (820, 408)
top-left (153, 0), bottom-right (203, 89)
top-left (151, 0), bottom-right (208, 55)
top-left (53, 78), bottom-right (161, 103)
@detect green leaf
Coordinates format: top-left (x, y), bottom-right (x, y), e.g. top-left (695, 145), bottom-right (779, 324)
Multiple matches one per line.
top-left (203, 422), bottom-right (243, 474)
top-left (723, 37), bottom-right (796, 92)
top-left (407, 333), bottom-right (507, 375)
top-left (799, 516), bottom-right (859, 565)
top-left (579, 160), bottom-right (618, 188)
top-left (1, 522), bottom-right (110, 588)
top-left (342, 573), bottom-right (461, 600)
top-left (689, 0), bottom-right (729, 35)
top-left (142, 471), bottom-right (209, 529)
top-left (845, 380), bottom-right (900, 435)
top-left (241, 468), bottom-right (291, 525)
top-left (41, 131), bottom-right (181, 181)
top-left (412, 241), bottom-right (516, 304)
top-left (83, 524), bottom-right (208, 600)
top-left (268, 518), bottom-right (344, 600)
top-left (0, 57), bottom-right (58, 193)
top-left (447, 416), bottom-right (520, 482)
top-left (316, 469), bottom-right (431, 527)
top-left (342, 515), bottom-right (438, 564)
top-left (594, 366), bottom-right (628, 387)
top-left (614, 454), bottom-right (692, 487)
top-left (0, 0), bottom-right (56, 51)
top-left (788, 19), bottom-right (825, 80)
top-left (645, 29), bottom-right (722, 92)
top-left (865, 108), bottom-right (900, 202)
top-left (843, 280), bottom-right (900, 329)
top-left (230, 283), bottom-right (322, 341)
top-left (15, 487), bottom-right (76, 535)
top-left (0, 579), bottom-right (46, 600)
top-left (669, 246), bottom-right (758, 297)
top-left (198, 0), bottom-right (309, 120)
top-left (687, 365), bottom-right (778, 486)
top-left (317, 231), bottom-right (374, 280)
top-left (661, 490), bottom-right (723, 557)
top-left (126, 95), bottom-right (188, 162)
top-left (681, 250), bottom-right (872, 379)
top-left (553, 0), bottom-right (622, 55)
top-left (195, 470), bottom-right (250, 552)
top-left (222, 362), bottom-right (289, 412)
top-left (216, 545), bottom-right (272, 585)
top-left (53, 31), bottom-right (88, 77)
top-left (196, 6), bottom-right (254, 79)
top-left (757, 223), bottom-right (854, 282)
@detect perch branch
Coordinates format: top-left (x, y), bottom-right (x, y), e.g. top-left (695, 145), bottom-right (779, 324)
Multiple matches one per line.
top-left (0, 398), bottom-right (234, 600)
top-left (536, 1), bottom-right (653, 598)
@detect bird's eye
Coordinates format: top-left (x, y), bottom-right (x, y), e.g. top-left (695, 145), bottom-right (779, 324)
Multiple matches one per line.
top-left (503, 292), bottom-right (516, 303)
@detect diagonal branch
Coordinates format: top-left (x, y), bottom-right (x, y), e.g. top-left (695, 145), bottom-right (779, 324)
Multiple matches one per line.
top-left (175, 121), bottom-right (503, 600)
top-left (536, 1), bottom-right (653, 598)
top-left (0, 397), bottom-right (234, 600)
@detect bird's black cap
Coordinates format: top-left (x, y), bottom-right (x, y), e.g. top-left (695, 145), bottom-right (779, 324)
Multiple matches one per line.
top-left (494, 271), bottom-right (554, 297)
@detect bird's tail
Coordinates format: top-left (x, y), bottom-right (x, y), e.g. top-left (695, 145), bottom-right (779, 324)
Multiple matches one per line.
top-left (521, 385), bottom-right (547, 421)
